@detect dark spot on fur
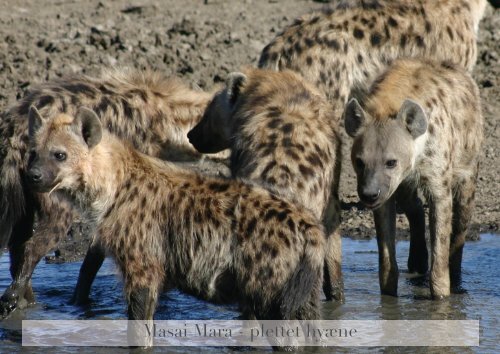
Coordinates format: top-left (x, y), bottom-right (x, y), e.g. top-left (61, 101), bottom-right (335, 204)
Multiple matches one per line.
top-left (320, 71), bottom-right (328, 85)
top-left (37, 95), bottom-right (55, 109)
top-left (388, 17), bottom-right (398, 27)
top-left (357, 54), bottom-right (363, 63)
top-left (306, 56), bottom-right (313, 66)
top-left (353, 27), bottom-right (364, 39)
top-left (326, 38), bottom-right (340, 51)
top-left (285, 150), bottom-right (300, 161)
top-left (281, 123), bottom-right (294, 134)
top-left (268, 118), bottom-right (281, 129)
top-left (415, 35), bottom-right (425, 48)
top-left (370, 32), bottom-right (382, 46)
top-left (246, 217), bottom-right (257, 235)
top-left (265, 209), bottom-right (279, 221)
top-left (299, 164), bottom-right (315, 177)
top-left (425, 21), bottom-right (432, 33)
top-left (261, 160), bottom-right (277, 177)
top-left (63, 83), bottom-right (97, 98)
top-left (208, 182), bottom-right (230, 193)
top-left (293, 42), bottom-right (303, 55)
top-left (310, 16), bottom-right (320, 25)
top-left (306, 153), bottom-right (323, 167)
top-left (400, 34), bottom-right (408, 48)
top-left (304, 38), bottom-right (314, 48)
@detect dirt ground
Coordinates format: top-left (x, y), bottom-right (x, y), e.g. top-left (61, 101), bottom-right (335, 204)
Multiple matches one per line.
top-left (0, 0), bottom-right (498, 261)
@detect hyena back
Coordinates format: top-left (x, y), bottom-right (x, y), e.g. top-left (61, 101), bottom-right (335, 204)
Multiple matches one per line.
top-left (27, 107), bottom-right (325, 324)
top-left (188, 68), bottom-right (344, 300)
top-left (0, 69), bottom-right (217, 317)
top-left (259, 0), bottom-right (486, 117)
top-left (344, 59), bottom-right (483, 298)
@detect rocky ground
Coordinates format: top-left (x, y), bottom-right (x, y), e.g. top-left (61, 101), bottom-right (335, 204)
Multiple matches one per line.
top-left (0, 0), bottom-right (498, 262)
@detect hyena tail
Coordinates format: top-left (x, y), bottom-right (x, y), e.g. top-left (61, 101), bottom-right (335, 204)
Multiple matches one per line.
top-left (0, 130), bottom-right (26, 251)
top-left (279, 226), bottom-right (325, 319)
top-left (0, 103), bottom-right (36, 252)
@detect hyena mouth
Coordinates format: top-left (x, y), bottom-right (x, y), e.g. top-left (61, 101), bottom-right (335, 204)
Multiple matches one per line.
top-left (29, 179), bottom-right (61, 195)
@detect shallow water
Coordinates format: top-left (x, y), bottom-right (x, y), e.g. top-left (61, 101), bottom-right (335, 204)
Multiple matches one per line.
top-left (0, 235), bottom-right (498, 353)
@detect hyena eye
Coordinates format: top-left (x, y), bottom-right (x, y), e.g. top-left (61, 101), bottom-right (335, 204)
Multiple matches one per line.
top-left (53, 152), bottom-right (67, 161)
top-left (385, 159), bottom-right (397, 169)
top-left (355, 158), bottom-right (365, 170)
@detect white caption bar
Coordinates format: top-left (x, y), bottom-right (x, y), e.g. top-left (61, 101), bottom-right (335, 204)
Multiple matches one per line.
top-left (22, 320), bottom-right (479, 347)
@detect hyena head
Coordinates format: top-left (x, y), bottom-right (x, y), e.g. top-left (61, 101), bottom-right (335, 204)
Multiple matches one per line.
top-left (344, 98), bottom-right (428, 209)
top-left (187, 72), bottom-right (247, 154)
top-left (27, 106), bottom-right (102, 193)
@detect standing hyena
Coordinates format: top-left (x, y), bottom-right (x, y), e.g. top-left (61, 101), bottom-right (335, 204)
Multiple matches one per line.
top-left (258, 0), bottom-right (486, 282)
top-left (344, 59), bottom-right (483, 298)
top-left (26, 106), bottom-right (325, 327)
top-left (188, 68), bottom-right (343, 301)
top-left (0, 69), bottom-right (219, 317)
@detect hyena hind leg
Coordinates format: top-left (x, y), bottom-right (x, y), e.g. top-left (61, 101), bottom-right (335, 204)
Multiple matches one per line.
top-left (70, 241), bottom-right (106, 305)
top-left (450, 175), bottom-right (477, 293)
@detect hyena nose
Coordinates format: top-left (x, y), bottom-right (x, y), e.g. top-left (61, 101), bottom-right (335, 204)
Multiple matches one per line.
top-left (361, 188), bottom-right (381, 204)
top-left (187, 129), bottom-right (195, 143)
top-left (28, 169), bottom-right (42, 183)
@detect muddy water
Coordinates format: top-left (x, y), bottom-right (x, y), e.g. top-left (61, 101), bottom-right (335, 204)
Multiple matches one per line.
top-left (0, 235), bottom-right (498, 353)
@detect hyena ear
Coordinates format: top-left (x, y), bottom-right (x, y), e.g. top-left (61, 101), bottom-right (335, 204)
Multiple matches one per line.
top-left (344, 98), bottom-right (366, 137)
top-left (73, 107), bottom-right (102, 149)
top-left (28, 106), bottom-right (45, 138)
top-left (397, 99), bottom-right (428, 138)
top-left (225, 72), bottom-right (247, 106)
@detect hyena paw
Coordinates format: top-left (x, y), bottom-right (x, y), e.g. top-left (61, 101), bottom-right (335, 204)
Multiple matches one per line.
top-left (0, 286), bottom-right (30, 319)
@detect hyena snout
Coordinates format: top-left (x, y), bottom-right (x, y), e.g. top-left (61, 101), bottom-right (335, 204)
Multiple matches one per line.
top-left (357, 173), bottom-right (389, 209)
top-left (187, 124), bottom-right (225, 154)
top-left (26, 159), bottom-right (58, 192)
top-left (359, 185), bottom-right (381, 205)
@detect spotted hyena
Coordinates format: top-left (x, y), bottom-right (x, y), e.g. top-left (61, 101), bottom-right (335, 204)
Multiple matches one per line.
top-left (0, 69), bottom-right (221, 317)
top-left (344, 59), bottom-right (483, 298)
top-left (260, 0), bottom-right (486, 107)
top-left (27, 107), bottom-right (325, 328)
top-left (188, 68), bottom-right (343, 301)
top-left (259, 0), bottom-right (486, 285)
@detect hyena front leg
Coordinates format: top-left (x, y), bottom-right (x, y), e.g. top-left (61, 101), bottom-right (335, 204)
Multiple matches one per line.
top-left (0, 205), bottom-right (35, 318)
top-left (373, 197), bottom-right (398, 296)
top-left (322, 170), bottom-right (344, 302)
top-left (323, 229), bottom-right (344, 302)
top-left (1, 194), bottom-right (74, 318)
top-left (395, 184), bottom-right (428, 275)
top-left (70, 241), bottom-right (106, 305)
top-left (127, 287), bottom-right (159, 347)
top-left (450, 173), bottom-right (477, 292)
top-left (428, 188), bottom-right (453, 299)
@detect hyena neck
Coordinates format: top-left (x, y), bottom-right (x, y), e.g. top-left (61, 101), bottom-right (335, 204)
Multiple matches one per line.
top-left (82, 133), bottom-right (130, 220)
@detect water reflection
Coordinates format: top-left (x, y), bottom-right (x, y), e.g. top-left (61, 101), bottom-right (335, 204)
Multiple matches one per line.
top-left (0, 234), bottom-right (497, 353)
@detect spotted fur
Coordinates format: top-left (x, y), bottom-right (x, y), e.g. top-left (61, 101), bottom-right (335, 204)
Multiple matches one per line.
top-left (188, 68), bottom-right (343, 300)
top-left (27, 108), bottom-right (325, 327)
top-left (345, 58), bottom-right (483, 298)
top-left (259, 0), bottom-right (486, 117)
top-left (0, 69), bottom-right (221, 317)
